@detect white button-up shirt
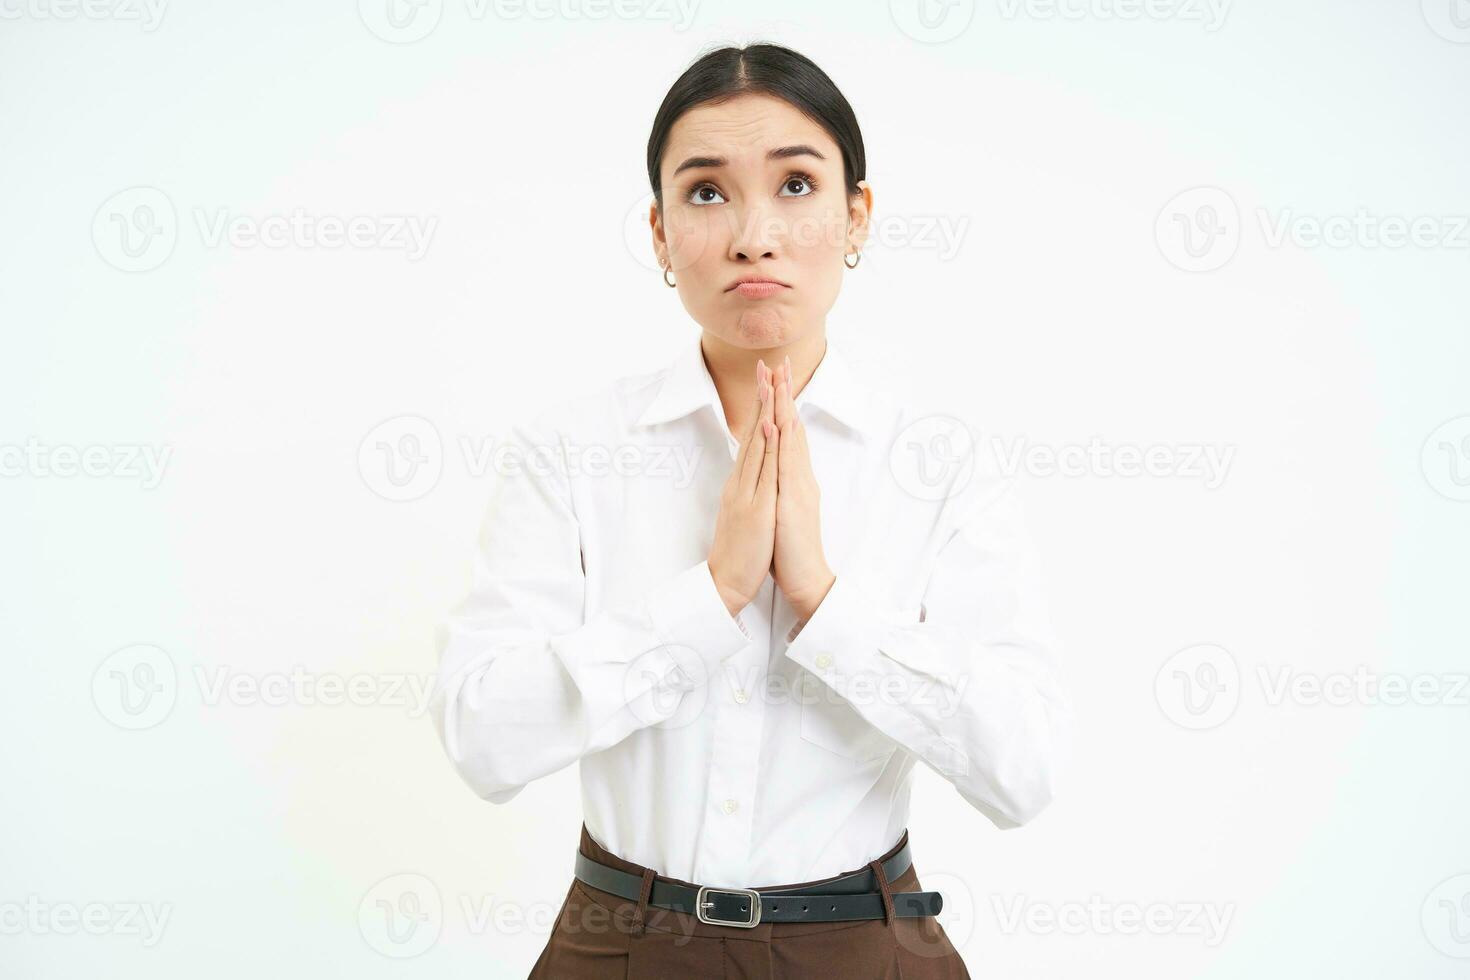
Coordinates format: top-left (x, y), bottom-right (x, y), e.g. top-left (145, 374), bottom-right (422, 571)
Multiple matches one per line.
top-left (430, 335), bottom-right (1069, 888)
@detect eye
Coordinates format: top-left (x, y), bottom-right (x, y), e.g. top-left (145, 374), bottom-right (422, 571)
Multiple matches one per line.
top-left (778, 172), bottom-right (819, 198)
top-left (687, 183), bottom-right (726, 206)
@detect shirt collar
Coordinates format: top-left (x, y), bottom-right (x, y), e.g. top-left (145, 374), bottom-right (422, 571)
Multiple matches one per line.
top-left (635, 335), bottom-right (877, 439)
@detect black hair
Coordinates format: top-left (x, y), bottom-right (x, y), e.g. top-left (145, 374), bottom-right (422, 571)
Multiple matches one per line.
top-left (646, 43), bottom-right (866, 209)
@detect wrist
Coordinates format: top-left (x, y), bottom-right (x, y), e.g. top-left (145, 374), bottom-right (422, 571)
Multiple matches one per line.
top-left (787, 569), bottom-right (836, 621)
top-left (716, 582), bottom-right (750, 618)
top-left (707, 562), bottom-right (751, 617)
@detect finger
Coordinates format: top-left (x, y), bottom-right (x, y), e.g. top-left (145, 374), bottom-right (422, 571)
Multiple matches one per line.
top-left (738, 363), bottom-right (769, 494)
top-left (778, 392), bottom-right (798, 491)
top-left (770, 362), bottom-right (793, 484)
top-left (742, 359), bottom-right (769, 449)
top-left (756, 416), bottom-right (779, 502)
top-left (754, 359), bottom-right (778, 484)
top-left (770, 358), bottom-right (782, 431)
top-left (773, 359), bottom-right (791, 432)
top-left (731, 378), bottom-right (756, 482)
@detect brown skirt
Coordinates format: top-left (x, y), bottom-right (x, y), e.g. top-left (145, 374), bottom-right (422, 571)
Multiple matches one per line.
top-left (527, 824), bottom-right (971, 979)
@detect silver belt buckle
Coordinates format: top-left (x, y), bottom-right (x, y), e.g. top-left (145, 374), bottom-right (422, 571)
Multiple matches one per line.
top-left (695, 885), bottom-right (762, 928)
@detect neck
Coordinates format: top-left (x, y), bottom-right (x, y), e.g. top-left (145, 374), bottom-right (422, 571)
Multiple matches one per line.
top-left (700, 330), bottom-right (828, 439)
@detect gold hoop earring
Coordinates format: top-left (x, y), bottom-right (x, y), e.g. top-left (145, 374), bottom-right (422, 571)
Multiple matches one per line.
top-left (662, 263), bottom-right (676, 288)
top-left (844, 251), bottom-right (862, 269)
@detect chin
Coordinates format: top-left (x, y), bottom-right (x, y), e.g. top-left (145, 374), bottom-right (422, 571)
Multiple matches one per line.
top-left (731, 310), bottom-right (789, 347)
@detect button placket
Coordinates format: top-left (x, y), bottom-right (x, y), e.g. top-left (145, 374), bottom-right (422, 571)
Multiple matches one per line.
top-left (694, 578), bottom-right (772, 885)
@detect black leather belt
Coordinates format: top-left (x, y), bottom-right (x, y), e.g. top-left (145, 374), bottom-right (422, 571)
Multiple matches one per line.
top-left (572, 842), bottom-right (944, 928)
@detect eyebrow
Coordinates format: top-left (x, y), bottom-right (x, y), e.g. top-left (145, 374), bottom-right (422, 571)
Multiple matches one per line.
top-left (671, 144), bottom-right (828, 178)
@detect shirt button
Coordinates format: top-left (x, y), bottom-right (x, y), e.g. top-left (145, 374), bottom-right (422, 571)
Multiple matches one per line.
top-left (815, 653), bottom-right (833, 669)
top-left (722, 798), bottom-right (739, 814)
top-left (733, 689), bottom-right (749, 704)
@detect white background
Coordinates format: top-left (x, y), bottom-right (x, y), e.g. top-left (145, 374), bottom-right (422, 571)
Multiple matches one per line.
top-left (2, 1), bottom-right (1468, 976)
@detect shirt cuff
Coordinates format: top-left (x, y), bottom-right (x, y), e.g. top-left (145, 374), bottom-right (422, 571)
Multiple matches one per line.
top-left (782, 573), bottom-right (889, 680)
top-left (647, 560), bottom-right (752, 673)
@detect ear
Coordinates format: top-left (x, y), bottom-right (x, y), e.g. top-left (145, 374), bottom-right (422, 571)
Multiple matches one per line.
top-left (648, 199), bottom-right (667, 266)
top-left (847, 180), bottom-right (874, 253)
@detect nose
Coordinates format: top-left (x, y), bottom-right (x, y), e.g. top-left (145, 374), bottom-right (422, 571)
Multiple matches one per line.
top-left (727, 200), bottom-right (780, 263)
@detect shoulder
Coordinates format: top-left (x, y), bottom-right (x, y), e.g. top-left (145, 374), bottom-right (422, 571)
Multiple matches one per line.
top-left (512, 361), bottom-right (669, 445)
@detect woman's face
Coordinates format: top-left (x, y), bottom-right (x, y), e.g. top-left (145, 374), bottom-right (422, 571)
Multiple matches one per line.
top-left (651, 92), bottom-right (872, 350)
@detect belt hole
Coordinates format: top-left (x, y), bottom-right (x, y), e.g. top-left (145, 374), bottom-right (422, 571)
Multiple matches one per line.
top-left (801, 904), bottom-right (808, 912)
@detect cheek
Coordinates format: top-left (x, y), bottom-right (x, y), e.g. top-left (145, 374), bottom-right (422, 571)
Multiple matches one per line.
top-left (664, 207), bottom-right (720, 270)
top-left (785, 201), bottom-right (849, 257)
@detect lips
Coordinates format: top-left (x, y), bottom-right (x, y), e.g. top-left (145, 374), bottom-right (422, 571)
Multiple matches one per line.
top-left (726, 277), bottom-right (789, 299)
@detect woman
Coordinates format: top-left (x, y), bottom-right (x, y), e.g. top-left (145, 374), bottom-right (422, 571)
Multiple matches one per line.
top-left (430, 43), bottom-right (1069, 978)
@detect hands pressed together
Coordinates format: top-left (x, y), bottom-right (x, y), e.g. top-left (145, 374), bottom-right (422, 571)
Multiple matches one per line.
top-left (707, 356), bottom-right (836, 623)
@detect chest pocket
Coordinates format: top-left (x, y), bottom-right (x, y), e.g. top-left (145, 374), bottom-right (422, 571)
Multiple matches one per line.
top-left (797, 671), bottom-right (897, 763)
